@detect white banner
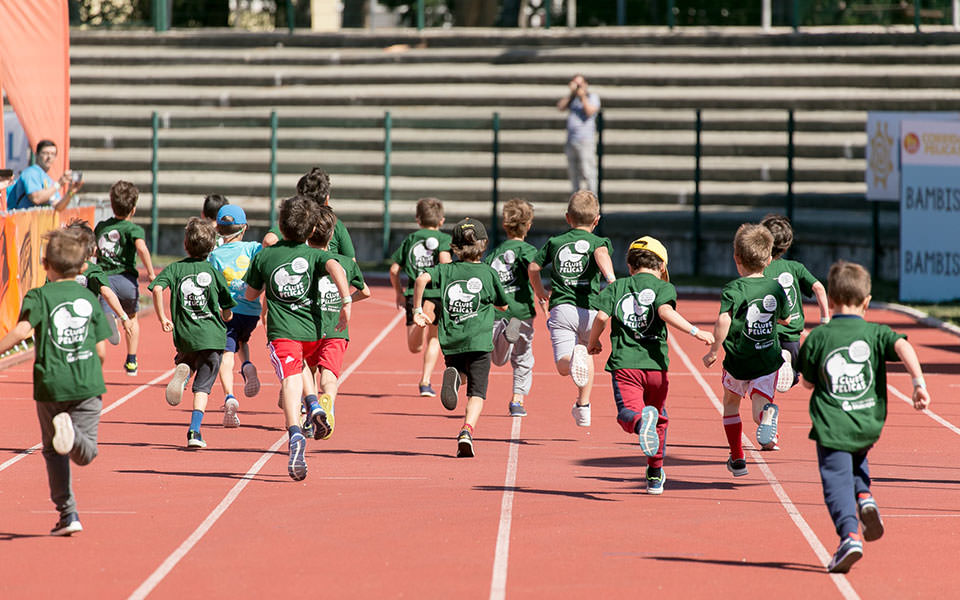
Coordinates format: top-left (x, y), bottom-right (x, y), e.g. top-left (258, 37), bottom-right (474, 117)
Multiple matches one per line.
top-left (3, 109), bottom-right (30, 175)
top-left (899, 119), bottom-right (960, 302)
top-left (866, 111), bottom-right (960, 201)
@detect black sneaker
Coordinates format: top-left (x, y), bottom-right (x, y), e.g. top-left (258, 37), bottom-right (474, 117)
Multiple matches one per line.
top-left (186, 430), bottom-right (207, 449)
top-left (827, 536), bottom-right (863, 573)
top-left (646, 467), bottom-right (665, 495)
top-left (858, 494), bottom-right (885, 542)
top-left (441, 367), bottom-right (460, 411)
top-left (51, 512), bottom-right (82, 536)
top-left (726, 456), bottom-right (748, 477)
top-left (456, 429), bottom-right (475, 458)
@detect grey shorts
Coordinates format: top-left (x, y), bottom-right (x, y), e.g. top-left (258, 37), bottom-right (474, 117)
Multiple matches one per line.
top-left (547, 303), bottom-right (596, 363)
top-left (106, 272), bottom-right (140, 317)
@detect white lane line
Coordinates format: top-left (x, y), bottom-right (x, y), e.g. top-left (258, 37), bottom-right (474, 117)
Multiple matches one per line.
top-left (489, 416), bottom-right (523, 600)
top-left (887, 384), bottom-right (960, 436)
top-left (0, 368), bottom-right (176, 474)
top-left (668, 337), bottom-right (860, 600)
top-left (129, 311), bottom-right (404, 600)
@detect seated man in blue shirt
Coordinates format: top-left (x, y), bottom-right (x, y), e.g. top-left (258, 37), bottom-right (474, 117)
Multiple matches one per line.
top-left (6, 139), bottom-right (80, 211)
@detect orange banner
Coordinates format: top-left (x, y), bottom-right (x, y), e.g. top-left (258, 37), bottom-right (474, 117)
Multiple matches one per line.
top-left (0, 216), bottom-right (20, 335)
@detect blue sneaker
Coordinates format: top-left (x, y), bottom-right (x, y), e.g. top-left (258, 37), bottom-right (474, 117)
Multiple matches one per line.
top-left (288, 433), bottom-right (307, 481)
top-left (827, 536), bottom-right (863, 573)
top-left (509, 401), bottom-right (527, 417)
top-left (50, 512), bottom-right (83, 536)
top-left (637, 406), bottom-right (660, 457)
top-left (756, 402), bottom-right (779, 448)
top-left (419, 383), bottom-right (436, 397)
top-left (646, 467), bottom-right (665, 495)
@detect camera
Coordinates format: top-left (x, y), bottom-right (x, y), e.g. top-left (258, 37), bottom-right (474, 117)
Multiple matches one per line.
top-left (71, 170), bottom-right (83, 183)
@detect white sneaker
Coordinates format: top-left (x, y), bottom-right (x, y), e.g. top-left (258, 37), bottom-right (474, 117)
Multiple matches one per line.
top-left (571, 403), bottom-right (591, 427)
top-left (570, 345), bottom-right (590, 389)
top-left (223, 397), bottom-right (240, 428)
top-left (775, 349), bottom-right (794, 393)
top-left (52, 413), bottom-right (75, 456)
top-left (165, 363), bottom-right (191, 406)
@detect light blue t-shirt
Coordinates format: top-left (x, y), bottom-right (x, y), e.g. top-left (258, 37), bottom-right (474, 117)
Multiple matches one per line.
top-left (566, 92), bottom-right (600, 143)
top-left (208, 240), bottom-right (263, 316)
top-left (6, 165), bottom-right (59, 210)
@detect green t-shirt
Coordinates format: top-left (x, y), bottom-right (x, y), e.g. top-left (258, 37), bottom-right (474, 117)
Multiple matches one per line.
top-left (595, 273), bottom-right (677, 372)
top-left (19, 280), bottom-right (111, 403)
top-left (798, 315), bottom-right (905, 452)
top-left (533, 229), bottom-right (613, 310)
top-left (315, 253), bottom-right (365, 341)
top-left (244, 241), bottom-right (333, 342)
top-left (424, 261), bottom-right (509, 354)
top-left (485, 239), bottom-right (537, 321)
top-left (764, 258), bottom-right (819, 342)
top-left (719, 276), bottom-right (790, 380)
top-left (94, 217), bottom-right (145, 276)
top-left (390, 228), bottom-right (452, 296)
top-left (269, 219), bottom-right (355, 258)
top-left (147, 258), bottom-right (236, 353)
top-left (77, 260), bottom-right (109, 296)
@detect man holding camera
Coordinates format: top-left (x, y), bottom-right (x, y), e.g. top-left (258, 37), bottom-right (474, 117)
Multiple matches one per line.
top-left (557, 74), bottom-right (600, 195)
top-left (5, 139), bottom-right (81, 211)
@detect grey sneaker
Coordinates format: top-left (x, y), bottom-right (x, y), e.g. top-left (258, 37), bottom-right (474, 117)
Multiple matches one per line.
top-left (509, 401), bottom-right (527, 417)
top-left (52, 413), bottom-right (75, 456)
top-left (827, 536), bottom-right (863, 573)
top-left (756, 402), bottom-right (779, 448)
top-left (646, 467), bottom-right (665, 495)
top-left (223, 397), bottom-right (240, 428)
top-left (858, 494), bottom-right (885, 542)
top-left (440, 367), bottom-right (460, 411)
top-left (726, 456), bottom-right (748, 477)
top-left (165, 363), bottom-right (191, 406)
top-left (637, 406), bottom-right (660, 457)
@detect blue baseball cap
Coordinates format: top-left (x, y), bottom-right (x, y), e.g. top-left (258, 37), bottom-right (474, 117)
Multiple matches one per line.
top-left (216, 205), bottom-right (246, 225)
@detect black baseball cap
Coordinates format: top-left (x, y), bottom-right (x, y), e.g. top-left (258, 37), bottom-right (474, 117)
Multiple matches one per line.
top-left (451, 217), bottom-right (488, 245)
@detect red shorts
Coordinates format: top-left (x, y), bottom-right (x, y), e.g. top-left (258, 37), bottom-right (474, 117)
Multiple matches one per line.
top-left (316, 337), bottom-right (348, 378)
top-left (267, 339), bottom-right (324, 381)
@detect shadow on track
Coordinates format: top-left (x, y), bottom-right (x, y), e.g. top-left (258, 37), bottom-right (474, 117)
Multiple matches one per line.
top-left (646, 555), bottom-right (824, 572)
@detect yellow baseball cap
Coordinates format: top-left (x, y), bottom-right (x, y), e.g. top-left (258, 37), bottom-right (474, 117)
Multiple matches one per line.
top-left (628, 236), bottom-right (669, 282)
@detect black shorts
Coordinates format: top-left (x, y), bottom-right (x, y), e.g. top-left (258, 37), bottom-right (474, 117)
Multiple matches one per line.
top-left (175, 349), bottom-right (223, 395)
top-left (444, 351), bottom-right (492, 400)
top-left (404, 296), bottom-right (442, 327)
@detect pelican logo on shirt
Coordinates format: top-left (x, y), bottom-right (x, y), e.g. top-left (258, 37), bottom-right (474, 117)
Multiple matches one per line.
top-left (490, 249), bottom-right (517, 291)
top-left (98, 229), bottom-right (121, 259)
top-left (444, 278), bottom-right (483, 323)
top-left (617, 289), bottom-right (656, 339)
top-left (555, 240), bottom-right (590, 280)
top-left (317, 275), bottom-right (342, 313)
top-left (408, 237), bottom-right (439, 270)
top-left (270, 257), bottom-right (311, 305)
top-left (179, 271), bottom-right (213, 320)
top-left (822, 340), bottom-right (876, 409)
top-left (50, 299), bottom-right (94, 360)
top-left (744, 295), bottom-right (778, 347)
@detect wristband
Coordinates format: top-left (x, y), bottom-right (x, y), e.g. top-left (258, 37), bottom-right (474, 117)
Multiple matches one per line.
top-left (912, 377), bottom-right (926, 389)
top-left (119, 313), bottom-right (129, 322)
top-left (606, 276), bottom-right (616, 284)
top-left (342, 295), bottom-right (352, 304)
top-left (689, 326), bottom-right (699, 336)
top-left (413, 306), bottom-right (423, 315)
top-left (820, 317), bottom-right (830, 324)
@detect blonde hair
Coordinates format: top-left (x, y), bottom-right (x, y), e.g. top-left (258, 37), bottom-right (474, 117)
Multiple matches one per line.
top-left (733, 223), bottom-right (773, 273)
top-left (566, 190), bottom-right (599, 227)
top-left (828, 260), bottom-right (871, 306)
top-left (502, 198), bottom-right (533, 238)
top-left (416, 197), bottom-right (444, 228)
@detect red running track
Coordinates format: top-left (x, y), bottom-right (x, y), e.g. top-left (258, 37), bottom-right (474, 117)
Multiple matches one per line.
top-left (1, 286), bottom-right (958, 599)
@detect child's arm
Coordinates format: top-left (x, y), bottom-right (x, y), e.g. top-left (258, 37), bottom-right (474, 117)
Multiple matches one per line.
top-left (244, 284), bottom-right (262, 301)
top-left (411, 272), bottom-right (433, 328)
top-left (593, 245), bottom-right (616, 284)
top-left (221, 308), bottom-right (233, 322)
top-left (100, 286), bottom-right (134, 337)
top-left (438, 251), bottom-right (453, 264)
top-left (894, 338), bottom-right (932, 409)
top-left (96, 339), bottom-right (107, 365)
top-left (324, 259), bottom-right (352, 332)
top-left (527, 262), bottom-right (550, 311)
top-left (351, 283), bottom-right (372, 304)
top-left (702, 311), bottom-right (731, 367)
top-left (151, 286), bottom-right (173, 332)
top-left (586, 310), bottom-right (610, 355)
top-left (658, 304), bottom-right (715, 345)
top-left (262, 231), bottom-right (279, 247)
top-left (389, 262), bottom-right (405, 309)
top-left (812, 281), bottom-right (830, 324)
top-left (0, 321), bottom-right (34, 354)
top-left (134, 239), bottom-right (157, 282)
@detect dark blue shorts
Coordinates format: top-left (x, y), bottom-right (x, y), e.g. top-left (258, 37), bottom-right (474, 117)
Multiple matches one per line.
top-left (106, 272), bottom-right (140, 317)
top-left (225, 313), bottom-right (260, 353)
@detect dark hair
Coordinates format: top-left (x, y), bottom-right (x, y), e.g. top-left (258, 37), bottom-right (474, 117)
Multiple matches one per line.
top-left (278, 195), bottom-right (318, 243)
top-left (415, 197), bottom-right (444, 228)
top-left (828, 260), bottom-right (871, 307)
top-left (216, 222), bottom-right (245, 237)
top-left (733, 223), bottom-right (773, 273)
top-left (44, 229), bottom-right (86, 277)
top-left (761, 214), bottom-right (794, 259)
top-left (202, 194), bottom-right (229, 221)
top-left (296, 168), bottom-right (331, 205)
top-left (184, 217), bottom-right (217, 259)
top-left (451, 227), bottom-right (487, 262)
top-left (65, 219), bottom-right (96, 257)
top-left (627, 248), bottom-right (664, 272)
top-left (36, 139), bottom-right (57, 154)
top-left (109, 180), bottom-right (139, 218)
top-left (309, 205), bottom-right (338, 248)
top-left (502, 198), bottom-right (534, 238)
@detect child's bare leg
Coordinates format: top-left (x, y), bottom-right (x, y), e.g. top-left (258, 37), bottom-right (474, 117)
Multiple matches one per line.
top-left (555, 355), bottom-right (571, 376)
top-left (238, 341), bottom-right (250, 365)
top-left (463, 395), bottom-right (484, 429)
top-left (281, 375), bottom-right (305, 428)
top-left (218, 351), bottom-right (236, 398)
top-left (301, 364), bottom-right (318, 399)
top-left (193, 391), bottom-right (209, 413)
top-left (421, 325), bottom-right (441, 385)
top-left (320, 368), bottom-right (339, 401)
top-left (406, 324), bottom-right (426, 353)
top-left (750, 392), bottom-right (770, 425)
top-left (127, 314), bottom-right (140, 355)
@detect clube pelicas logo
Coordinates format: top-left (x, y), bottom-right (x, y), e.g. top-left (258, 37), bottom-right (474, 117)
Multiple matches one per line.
top-left (409, 237), bottom-right (439, 270)
top-left (445, 277), bottom-right (483, 323)
top-left (823, 340), bottom-right (875, 411)
top-left (179, 271), bottom-right (212, 320)
top-left (555, 239), bottom-right (590, 279)
top-left (490, 249), bottom-right (517, 288)
top-left (271, 257), bottom-right (310, 304)
top-left (317, 275), bottom-right (341, 312)
top-left (776, 272), bottom-right (799, 311)
top-left (744, 294), bottom-right (777, 347)
top-left (98, 229), bottom-right (121, 259)
top-left (50, 298), bottom-right (93, 352)
top-left (617, 288), bottom-right (656, 339)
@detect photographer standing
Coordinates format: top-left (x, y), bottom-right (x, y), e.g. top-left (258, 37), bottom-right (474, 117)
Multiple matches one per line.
top-left (6, 139), bottom-right (81, 211)
top-left (557, 74), bottom-right (600, 195)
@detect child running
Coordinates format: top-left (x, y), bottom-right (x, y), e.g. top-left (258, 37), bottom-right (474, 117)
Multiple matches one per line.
top-left (207, 205), bottom-right (263, 428)
top-left (587, 237), bottom-right (714, 495)
top-left (243, 195), bottom-right (351, 480)
top-left (485, 198), bottom-right (537, 417)
top-left (148, 218), bottom-right (236, 449)
top-left (798, 260), bottom-right (930, 573)
top-left (412, 218), bottom-right (514, 457)
top-left (94, 180), bottom-right (157, 376)
top-left (761, 214), bottom-right (830, 392)
top-left (702, 223), bottom-right (790, 476)
top-left (0, 229), bottom-right (112, 535)
top-left (528, 190), bottom-right (615, 427)
top-left (202, 193), bottom-right (229, 222)
top-left (390, 197), bottom-right (452, 397)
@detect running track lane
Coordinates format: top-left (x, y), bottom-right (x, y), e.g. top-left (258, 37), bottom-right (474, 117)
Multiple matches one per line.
top-left (1, 292), bottom-right (958, 598)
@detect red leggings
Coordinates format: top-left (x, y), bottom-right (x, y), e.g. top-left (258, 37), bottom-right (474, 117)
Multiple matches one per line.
top-left (611, 369), bottom-right (669, 469)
